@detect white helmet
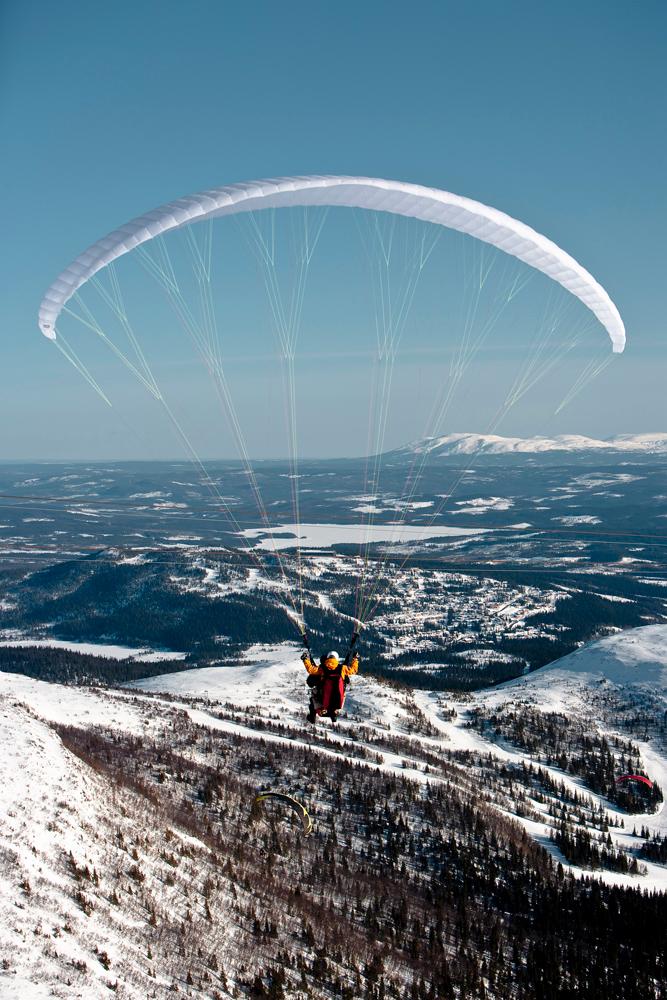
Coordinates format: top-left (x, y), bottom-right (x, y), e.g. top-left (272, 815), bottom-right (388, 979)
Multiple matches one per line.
top-left (326, 650), bottom-right (340, 661)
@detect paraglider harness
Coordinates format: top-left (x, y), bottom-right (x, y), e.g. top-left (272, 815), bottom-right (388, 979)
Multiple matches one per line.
top-left (303, 631), bottom-right (359, 720)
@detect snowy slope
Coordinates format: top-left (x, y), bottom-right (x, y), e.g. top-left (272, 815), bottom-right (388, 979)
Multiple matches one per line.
top-left (4, 626), bottom-right (667, 997)
top-left (394, 431), bottom-right (667, 457)
top-left (140, 630), bottom-right (667, 877)
top-left (525, 624), bottom-right (667, 690)
top-left (132, 642), bottom-right (418, 732)
top-left (0, 678), bottom-right (245, 999)
top-left (437, 625), bottom-right (667, 874)
top-left (134, 630), bottom-right (667, 886)
top-left (0, 691), bottom-right (151, 998)
top-left (0, 661), bottom-right (447, 999)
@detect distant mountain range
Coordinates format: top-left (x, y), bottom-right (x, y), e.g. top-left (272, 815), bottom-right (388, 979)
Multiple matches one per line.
top-left (393, 431), bottom-right (667, 457)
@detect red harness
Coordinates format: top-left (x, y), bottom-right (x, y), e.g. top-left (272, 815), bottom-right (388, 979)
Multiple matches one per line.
top-left (320, 672), bottom-right (345, 713)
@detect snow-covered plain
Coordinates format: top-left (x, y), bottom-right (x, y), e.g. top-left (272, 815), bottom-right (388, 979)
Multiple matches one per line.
top-left (450, 496), bottom-right (514, 515)
top-left (0, 637), bottom-right (186, 662)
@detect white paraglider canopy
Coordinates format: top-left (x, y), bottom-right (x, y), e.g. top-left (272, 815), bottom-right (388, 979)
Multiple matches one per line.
top-left (38, 175), bottom-right (625, 352)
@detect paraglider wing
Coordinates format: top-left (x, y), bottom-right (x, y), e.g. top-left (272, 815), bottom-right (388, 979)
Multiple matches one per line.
top-left (253, 791), bottom-right (313, 835)
top-left (615, 773), bottom-right (653, 789)
top-left (38, 175), bottom-right (625, 353)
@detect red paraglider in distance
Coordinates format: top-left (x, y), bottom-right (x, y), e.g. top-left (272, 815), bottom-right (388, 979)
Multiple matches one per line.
top-left (615, 774), bottom-right (653, 790)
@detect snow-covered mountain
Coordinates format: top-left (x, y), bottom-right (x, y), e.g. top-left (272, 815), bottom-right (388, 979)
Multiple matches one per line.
top-left (3, 628), bottom-right (667, 997)
top-left (523, 624), bottom-right (667, 692)
top-left (394, 431), bottom-right (667, 457)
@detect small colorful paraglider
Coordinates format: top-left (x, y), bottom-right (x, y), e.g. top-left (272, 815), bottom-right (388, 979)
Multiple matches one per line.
top-left (252, 791), bottom-right (313, 836)
top-left (615, 773), bottom-right (653, 790)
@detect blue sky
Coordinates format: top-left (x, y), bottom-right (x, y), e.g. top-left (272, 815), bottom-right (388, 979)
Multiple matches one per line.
top-left (2, 0), bottom-right (665, 459)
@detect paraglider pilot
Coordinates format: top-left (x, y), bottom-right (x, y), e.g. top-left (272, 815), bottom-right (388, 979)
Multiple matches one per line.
top-left (301, 647), bottom-right (359, 724)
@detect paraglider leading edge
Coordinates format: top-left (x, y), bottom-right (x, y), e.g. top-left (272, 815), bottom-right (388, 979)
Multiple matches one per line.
top-left (38, 175), bottom-right (626, 353)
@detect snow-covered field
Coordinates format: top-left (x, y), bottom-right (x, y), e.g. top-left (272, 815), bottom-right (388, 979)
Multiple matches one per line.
top-left (0, 637), bottom-right (186, 662)
top-left (452, 625), bottom-right (667, 882)
top-left (553, 514), bottom-right (602, 525)
top-left (3, 627), bottom-right (657, 878)
top-left (451, 496), bottom-right (514, 515)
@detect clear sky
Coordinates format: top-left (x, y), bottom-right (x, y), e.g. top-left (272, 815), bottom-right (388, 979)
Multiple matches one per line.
top-left (2, 0), bottom-right (665, 460)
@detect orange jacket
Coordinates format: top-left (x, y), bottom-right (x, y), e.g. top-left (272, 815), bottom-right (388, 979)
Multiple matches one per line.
top-left (303, 653), bottom-right (359, 679)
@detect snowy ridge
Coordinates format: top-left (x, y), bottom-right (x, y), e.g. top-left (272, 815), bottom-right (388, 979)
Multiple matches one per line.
top-left (524, 624), bottom-right (667, 690)
top-left (395, 431), bottom-right (667, 457)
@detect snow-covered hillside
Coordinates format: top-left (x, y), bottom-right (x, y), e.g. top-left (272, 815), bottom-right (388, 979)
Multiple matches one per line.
top-left (135, 631), bottom-right (667, 883)
top-left (394, 431), bottom-right (667, 457)
top-left (466, 624), bottom-right (667, 846)
top-left (519, 624), bottom-right (667, 691)
top-left (3, 628), bottom-right (667, 997)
